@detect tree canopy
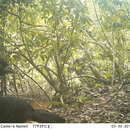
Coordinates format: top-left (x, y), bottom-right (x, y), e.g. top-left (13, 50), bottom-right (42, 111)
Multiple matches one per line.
top-left (0, 0), bottom-right (130, 123)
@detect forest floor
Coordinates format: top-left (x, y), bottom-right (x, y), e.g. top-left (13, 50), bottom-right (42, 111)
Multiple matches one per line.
top-left (28, 97), bottom-right (130, 123)
top-left (24, 84), bottom-right (130, 123)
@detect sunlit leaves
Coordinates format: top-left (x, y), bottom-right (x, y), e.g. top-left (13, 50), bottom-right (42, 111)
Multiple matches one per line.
top-left (0, 0), bottom-right (129, 102)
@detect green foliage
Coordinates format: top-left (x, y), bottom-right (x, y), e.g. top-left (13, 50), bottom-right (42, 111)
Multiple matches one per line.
top-left (0, 0), bottom-right (130, 104)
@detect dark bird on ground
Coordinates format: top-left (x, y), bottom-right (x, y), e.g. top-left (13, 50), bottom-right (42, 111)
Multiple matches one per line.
top-left (0, 96), bottom-right (65, 123)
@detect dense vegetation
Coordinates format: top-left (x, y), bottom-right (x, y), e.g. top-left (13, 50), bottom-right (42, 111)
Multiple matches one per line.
top-left (0, 0), bottom-right (130, 122)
